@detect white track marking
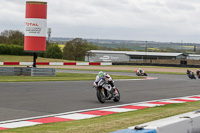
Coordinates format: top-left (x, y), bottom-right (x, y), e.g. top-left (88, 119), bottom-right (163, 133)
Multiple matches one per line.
top-left (0, 121), bottom-right (41, 128)
top-left (100, 108), bottom-right (137, 112)
top-left (57, 113), bottom-right (99, 120)
top-left (1, 95), bottom-right (200, 125)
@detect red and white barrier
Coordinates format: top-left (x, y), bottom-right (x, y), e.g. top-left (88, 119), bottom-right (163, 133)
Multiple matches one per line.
top-left (0, 62), bottom-right (112, 66)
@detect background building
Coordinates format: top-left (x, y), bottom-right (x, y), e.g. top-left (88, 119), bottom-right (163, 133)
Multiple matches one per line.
top-left (187, 54), bottom-right (200, 60)
top-left (85, 50), bottom-right (187, 62)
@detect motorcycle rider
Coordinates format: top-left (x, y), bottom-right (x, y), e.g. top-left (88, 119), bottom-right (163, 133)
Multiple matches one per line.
top-left (196, 69), bottom-right (200, 76)
top-left (191, 72), bottom-right (196, 79)
top-left (186, 69), bottom-right (191, 75)
top-left (137, 68), bottom-right (144, 75)
top-left (94, 71), bottom-right (117, 98)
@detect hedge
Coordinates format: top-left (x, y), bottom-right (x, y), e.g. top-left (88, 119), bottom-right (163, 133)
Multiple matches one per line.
top-left (0, 44), bottom-right (26, 55)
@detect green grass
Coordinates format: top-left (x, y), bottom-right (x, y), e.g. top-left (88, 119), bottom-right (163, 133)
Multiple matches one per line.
top-left (0, 55), bottom-right (77, 62)
top-left (0, 73), bottom-right (144, 82)
top-left (0, 55), bottom-right (197, 70)
top-left (2, 101), bottom-right (200, 133)
top-left (101, 65), bottom-right (194, 69)
top-left (146, 71), bottom-right (185, 75)
top-left (58, 68), bottom-right (186, 75)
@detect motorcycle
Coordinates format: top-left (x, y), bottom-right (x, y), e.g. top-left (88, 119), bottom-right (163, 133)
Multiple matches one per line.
top-left (198, 74), bottom-right (200, 79)
top-left (93, 79), bottom-right (120, 103)
top-left (135, 70), bottom-right (148, 76)
top-left (187, 72), bottom-right (196, 79)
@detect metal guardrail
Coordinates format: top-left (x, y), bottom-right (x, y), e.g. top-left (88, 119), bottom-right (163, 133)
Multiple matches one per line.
top-left (31, 68), bottom-right (56, 77)
top-left (0, 67), bottom-right (56, 76)
top-left (0, 67), bottom-right (14, 76)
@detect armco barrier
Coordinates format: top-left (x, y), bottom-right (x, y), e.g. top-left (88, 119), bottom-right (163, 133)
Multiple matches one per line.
top-left (31, 68), bottom-right (56, 76)
top-left (0, 67), bottom-right (14, 76)
top-left (0, 67), bottom-right (55, 76)
top-left (125, 110), bottom-right (200, 133)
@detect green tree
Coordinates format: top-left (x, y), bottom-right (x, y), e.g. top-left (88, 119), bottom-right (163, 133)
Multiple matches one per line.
top-left (113, 47), bottom-right (132, 51)
top-left (44, 44), bottom-right (62, 59)
top-left (63, 38), bottom-right (97, 61)
top-left (0, 30), bottom-right (24, 45)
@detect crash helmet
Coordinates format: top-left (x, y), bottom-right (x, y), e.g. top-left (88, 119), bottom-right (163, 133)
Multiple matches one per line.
top-left (98, 71), bottom-right (104, 78)
top-left (139, 68), bottom-right (141, 70)
top-left (104, 73), bottom-right (110, 78)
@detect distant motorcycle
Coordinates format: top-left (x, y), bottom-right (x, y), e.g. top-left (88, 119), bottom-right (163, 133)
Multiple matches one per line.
top-left (187, 72), bottom-right (196, 79)
top-left (197, 74), bottom-right (200, 79)
top-left (196, 70), bottom-right (200, 79)
top-left (186, 70), bottom-right (191, 78)
top-left (93, 79), bottom-right (120, 103)
top-left (135, 70), bottom-right (148, 76)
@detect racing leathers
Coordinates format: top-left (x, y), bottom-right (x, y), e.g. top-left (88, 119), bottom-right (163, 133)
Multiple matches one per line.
top-left (137, 69), bottom-right (144, 75)
top-left (94, 73), bottom-right (116, 98)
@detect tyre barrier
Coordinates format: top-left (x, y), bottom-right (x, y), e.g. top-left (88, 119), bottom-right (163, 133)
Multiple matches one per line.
top-left (112, 110), bottom-right (200, 133)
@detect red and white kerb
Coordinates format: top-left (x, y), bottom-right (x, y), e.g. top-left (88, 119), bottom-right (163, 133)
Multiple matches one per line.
top-left (24, 1), bottom-right (47, 52)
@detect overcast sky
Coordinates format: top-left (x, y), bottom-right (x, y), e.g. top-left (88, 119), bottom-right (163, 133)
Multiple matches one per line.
top-left (0, 0), bottom-right (200, 43)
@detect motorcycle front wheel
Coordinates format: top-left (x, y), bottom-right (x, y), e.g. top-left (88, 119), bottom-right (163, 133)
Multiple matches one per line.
top-left (97, 88), bottom-right (106, 103)
top-left (113, 88), bottom-right (120, 102)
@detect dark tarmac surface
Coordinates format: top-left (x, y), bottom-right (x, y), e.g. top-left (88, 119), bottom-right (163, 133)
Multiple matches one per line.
top-left (0, 70), bottom-right (200, 122)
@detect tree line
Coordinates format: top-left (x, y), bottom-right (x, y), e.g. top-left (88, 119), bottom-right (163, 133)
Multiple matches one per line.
top-left (0, 30), bottom-right (98, 61)
top-left (0, 30), bottom-right (134, 61)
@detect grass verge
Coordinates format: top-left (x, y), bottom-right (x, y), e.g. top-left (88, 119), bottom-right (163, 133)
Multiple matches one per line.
top-left (58, 68), bottom-right (186, 75)
top-left (0, 73), bottom-right (144, 82)
top-left (0, 55), bottom-right (78, 62)
top-left (2, 101), bottom-right (200, 133)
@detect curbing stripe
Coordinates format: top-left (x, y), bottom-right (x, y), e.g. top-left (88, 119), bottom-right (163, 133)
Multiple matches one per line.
top-left (27, 117), bottom-right (73, 123)
top-left (100, 108), bottom-right (137, 113)
top-left (179, 97), bottom-right (200, 101)
top-left (0, 121), bottom-right (41, 129)
top-left (80, 110), bottom-right (117, 116)
top-left (190, 96), bottom-right (200, 99)
top-left (57, 113), bottom-right (99, 120)
top-left (135, 103), bottom-right (162, 107)
top-left (120, 105), bottom-right (149, 110)
top-left (0, 127), bottom-right (9, 130)
top-left (147, 102), bottom-right (173, 105)
top-left (172, 99), bottom-right (196, 102)
top-left (160, 100), bottom-right (186, 103)
top-left (1, 95), bottom-right (200, 131)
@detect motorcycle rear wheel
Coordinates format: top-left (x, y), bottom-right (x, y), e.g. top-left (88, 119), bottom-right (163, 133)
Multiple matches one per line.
top-left (113, 88), bottom-right (120, 102)
top-left (97, 88), bottom-right (106, 103)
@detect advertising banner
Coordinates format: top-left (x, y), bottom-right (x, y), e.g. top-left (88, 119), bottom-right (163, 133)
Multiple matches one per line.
top-left (24, 1), bottom-right (47, 52)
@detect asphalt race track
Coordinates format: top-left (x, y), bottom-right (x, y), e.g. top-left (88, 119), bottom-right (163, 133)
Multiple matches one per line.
top-left (0, 70), bottom-right (200, 122)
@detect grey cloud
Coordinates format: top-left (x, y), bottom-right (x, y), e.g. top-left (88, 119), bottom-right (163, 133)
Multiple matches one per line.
top-left (0, 0), bottom-right (200, 43)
